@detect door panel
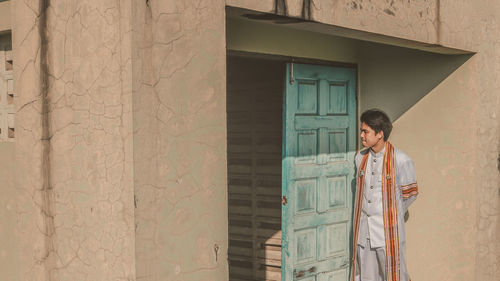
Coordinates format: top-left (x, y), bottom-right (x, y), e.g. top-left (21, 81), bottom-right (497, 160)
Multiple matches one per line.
top-left (282, 63), bottom-right (357, 281)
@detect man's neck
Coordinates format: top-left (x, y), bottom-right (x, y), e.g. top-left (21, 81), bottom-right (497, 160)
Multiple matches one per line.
top-left (371, 140), bottom-right (386, 153)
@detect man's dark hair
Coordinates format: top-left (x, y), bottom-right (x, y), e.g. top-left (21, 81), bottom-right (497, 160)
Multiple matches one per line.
top-left (360, 109), bottom-right (392, 141)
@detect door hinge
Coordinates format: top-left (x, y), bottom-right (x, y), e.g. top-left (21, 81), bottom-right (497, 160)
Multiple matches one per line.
top-left (282, 195), bottom-right (288, 206)
top-left (289, 62), bottom-right (294, 85)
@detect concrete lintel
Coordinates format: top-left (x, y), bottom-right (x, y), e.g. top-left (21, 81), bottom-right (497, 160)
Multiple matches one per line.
top-left (227, 6), bottom-right (474, 55)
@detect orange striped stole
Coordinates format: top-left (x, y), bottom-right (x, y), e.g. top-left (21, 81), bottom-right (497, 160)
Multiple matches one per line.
top-left (381, 141), bottom-right (400, 281)
top-left (351, 142), bottom-right (402, 281)
top-left (350, 152), bottom-right (369, 281)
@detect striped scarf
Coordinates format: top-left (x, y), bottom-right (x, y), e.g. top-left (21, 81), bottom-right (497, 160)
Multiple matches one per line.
top-left (351, 141), bottom-right (400, 281)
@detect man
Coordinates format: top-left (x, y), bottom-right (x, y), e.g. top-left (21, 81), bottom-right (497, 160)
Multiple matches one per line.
top-left (351, 109), bottom-right (418, 281)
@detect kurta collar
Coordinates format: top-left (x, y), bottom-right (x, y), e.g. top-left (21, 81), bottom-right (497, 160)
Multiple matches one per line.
top-left (370, 147), bottom-right (385, 158)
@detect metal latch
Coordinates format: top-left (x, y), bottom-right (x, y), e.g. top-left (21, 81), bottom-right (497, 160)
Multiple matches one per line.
top-left (294, 266), bottom-right (316, 278)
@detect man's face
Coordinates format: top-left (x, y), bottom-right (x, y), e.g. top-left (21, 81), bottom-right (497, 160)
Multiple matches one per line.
top-left (360, 122), bottom-right (383, 148)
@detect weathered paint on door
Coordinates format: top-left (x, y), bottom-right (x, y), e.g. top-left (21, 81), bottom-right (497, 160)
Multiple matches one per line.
top-left (282, 63), bottom-right (357, 281)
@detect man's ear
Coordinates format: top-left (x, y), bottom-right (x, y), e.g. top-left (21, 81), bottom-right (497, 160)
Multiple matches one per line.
top-left (376, 130), bottom-right (384, 140)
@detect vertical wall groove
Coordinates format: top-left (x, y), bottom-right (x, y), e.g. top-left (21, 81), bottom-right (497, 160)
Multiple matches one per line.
top-left (275, 0), bottom-right (287, 16)
top-left (302, 0), bottom-right (311, 20)
top-left (38, 0), bottom-right (56, 278)
top-left (436, 0), bottom-right (441, 45)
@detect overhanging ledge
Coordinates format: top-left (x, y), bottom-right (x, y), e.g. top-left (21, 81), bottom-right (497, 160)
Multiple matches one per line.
top-left (227, 6), bottom-right (475, 56)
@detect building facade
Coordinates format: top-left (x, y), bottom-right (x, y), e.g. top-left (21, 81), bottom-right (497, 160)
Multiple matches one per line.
top-left (0, 0), bottom-right (498, 280)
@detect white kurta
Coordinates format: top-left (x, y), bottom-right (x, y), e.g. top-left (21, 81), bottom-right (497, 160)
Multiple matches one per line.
top-left (357, 148), bottom-right (386, 248)
top-left (353, 145), bottom-right (418, 281)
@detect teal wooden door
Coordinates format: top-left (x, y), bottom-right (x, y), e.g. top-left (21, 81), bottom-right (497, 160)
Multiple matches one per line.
top-left (282, 63), bottom-right (357, 281)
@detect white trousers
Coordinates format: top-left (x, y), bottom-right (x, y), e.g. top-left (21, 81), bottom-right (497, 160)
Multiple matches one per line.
top-left (355, 237), bottom-right (410, 281)
top-left (355, 238), bottom-right (386, 281)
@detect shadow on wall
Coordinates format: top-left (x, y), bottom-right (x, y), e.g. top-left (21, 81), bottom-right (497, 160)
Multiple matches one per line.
top-left (226, 13), bottom-right (473, 123)
top-left (357, 42), bottom-right (473, 121)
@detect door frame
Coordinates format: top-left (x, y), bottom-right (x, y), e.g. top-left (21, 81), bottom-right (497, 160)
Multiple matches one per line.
top-left (227, 50), bottom-right (358, 70)
top-left (226, 50), bottom-right (359, 147)
top-left (225, 50), bottom-right (360, 280)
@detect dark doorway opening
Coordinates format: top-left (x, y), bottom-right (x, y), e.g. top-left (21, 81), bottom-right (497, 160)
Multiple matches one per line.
top-left (227, 55), bottom-right (284, 281)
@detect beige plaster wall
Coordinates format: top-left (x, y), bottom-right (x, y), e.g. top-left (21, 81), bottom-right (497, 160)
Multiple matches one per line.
top-left (13, 0), bottom-right (48, 278)
top-left (132, 1), bottom-right (228, 281)
top-left (0, 31), bottom-right (17, 281)
top-left (433, 2), bottom-right (499, 280)
top-left (0, 142), bottom-right (18, 280)
top-left (0, 1), bottom-right (11, 34)
top-left (437, 2), bottom-right (500, 279)
top-left (10, 0), bottom-right (229, 280)
top-left (390, 62), bottom-right (477, 281)
top-left (13, 0), bottom-right (135, 280)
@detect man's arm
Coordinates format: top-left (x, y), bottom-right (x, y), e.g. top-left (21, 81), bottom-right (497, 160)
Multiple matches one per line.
top-left (399, 158), bottom-right (419, 212)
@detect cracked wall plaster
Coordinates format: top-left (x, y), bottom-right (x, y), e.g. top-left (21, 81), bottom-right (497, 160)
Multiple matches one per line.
top-left (0, 33), bottom-right (17, 275)
top-left (0, 39), bottom-right (15, 281)
top-left (13, 0), bottom-right (135, 280)
top-left (132, 0), bottom-right (227, 281)
top-left (439, 1), bottom-right (500, 279)
top-left (7, 0), bottom-right (498, 281)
